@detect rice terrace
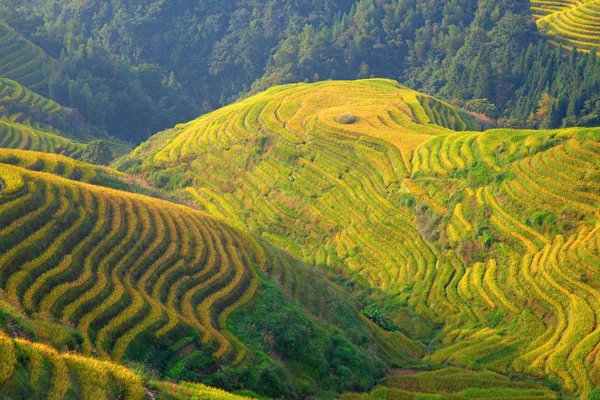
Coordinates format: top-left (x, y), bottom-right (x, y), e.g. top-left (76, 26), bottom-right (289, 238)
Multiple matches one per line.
top-left (0, 0), bottom-right (600, 399)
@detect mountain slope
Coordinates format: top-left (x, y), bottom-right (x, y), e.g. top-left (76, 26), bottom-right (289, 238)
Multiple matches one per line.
top-left (123, 79), bottom-right (600, 398)
top-left (0, 77), bottom-right (130, 158)
top-left (0, 152), bottom-right (263, 364)
top-left (128, 79), bottom-right (470, 304)
top-left (0, 329), bottom-right (254, 400)
top-left (533, 0), bottom-right (600, 52)
top-left (0, 78), bottom-right (60, 114)
top-left (0, 117), bottom-right (84, 157)
top-left (0, 147), bottom-right (419, 398)
top-left (0, 22), bottom-right (54, 92)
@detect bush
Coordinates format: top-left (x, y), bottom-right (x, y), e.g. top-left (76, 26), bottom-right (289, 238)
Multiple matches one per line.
top-left (81, 140), bottom-right (113, 165)
top-left (336, 112), bottom-right (356, 124)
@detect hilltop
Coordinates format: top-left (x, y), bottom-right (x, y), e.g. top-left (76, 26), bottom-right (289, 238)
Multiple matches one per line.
top-left (121, 79), bottom-right (600, 398)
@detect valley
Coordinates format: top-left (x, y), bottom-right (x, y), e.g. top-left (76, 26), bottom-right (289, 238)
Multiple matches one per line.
top-left (0, 0), bottom-right (600, 398)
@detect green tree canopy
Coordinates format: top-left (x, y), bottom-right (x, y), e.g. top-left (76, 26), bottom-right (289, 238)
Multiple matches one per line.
top-left (81, 140), bottom-right (114, 166)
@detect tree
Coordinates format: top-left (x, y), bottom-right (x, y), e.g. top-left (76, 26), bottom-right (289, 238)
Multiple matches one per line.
top-left (81, 140), bottom-right (113, 165)
top-left (535, 92), bottom-right (555, 126)
top-left (465, 98), bottom-right (496, 117)
top-left (358, 61), bottom-right (370, 78)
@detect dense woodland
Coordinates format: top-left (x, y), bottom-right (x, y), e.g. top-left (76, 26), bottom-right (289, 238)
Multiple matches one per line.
top-left (1, 0), bottom-right (599, 144)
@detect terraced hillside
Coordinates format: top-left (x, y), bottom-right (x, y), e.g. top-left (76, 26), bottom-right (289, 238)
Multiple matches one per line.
top-left (0, 147), bottom-right (414, 398)
top-left (0, 331), bottom-right (255, 400)
top-left (341, 368), bottom-right (559, 399)
top-left (533, 0), bottom-right (600, 52)
top-left (0, 150), bottom-right (265, 367)
top-left (0, 277), bottom-right (255, 400)
top-left (0, 22), bottom-right (54, 92)
top-left (0, 77), bottom-right (89, 157)
top-left (0, 78), bottom-right (60, 114)
top-left (0, 117), bottom-right (84, 157)
top-left (0, 328), bottom-right (146, 400)
top-left (130, 80), bottom-right (467, 299)
top-left (123, 79), bottom-right (600, 398)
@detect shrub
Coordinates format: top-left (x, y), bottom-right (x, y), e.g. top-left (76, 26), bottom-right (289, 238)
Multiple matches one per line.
top-left (81, 140), bottom-right (114, 166)
top-left (336, 112), bottom-right (356, 124)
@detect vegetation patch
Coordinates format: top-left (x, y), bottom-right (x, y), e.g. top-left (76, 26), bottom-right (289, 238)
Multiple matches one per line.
top-left (336, 112), bottom-right (357, 124)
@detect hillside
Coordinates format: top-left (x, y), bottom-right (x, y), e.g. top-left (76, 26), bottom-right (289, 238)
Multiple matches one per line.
top-left (0, 77), bottom-right (131, 160)
top-left (0, 117), bottom-right (84, 157)
top-left (0, 78), bottom-right (60, 114)
top-left (123, 79), bottom-right (600, 398)
top-left (6, 0), bottom-right (600, 139)
top-left (0, 151), bottom-right (263, 363)
top-left (0, 259), bottom-right (254, 399)
top-left (0, 324), bottom-right (253, 399)
top-left (0, 15), bottom-right (195, 143)
top-left (0, 22), bottom-right (54, 93)
top-left (0, 79), bottom-right (88, 158)
top-left (533, 0), bottom-right (600, 52)
top-left (0, 147), bottom-right (424, 399)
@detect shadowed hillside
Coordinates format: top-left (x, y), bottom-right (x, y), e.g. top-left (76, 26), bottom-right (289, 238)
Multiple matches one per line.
top-left (0, 77), bottom-right (90, 156)
top-left (0, 147), bottom-right (423, 398)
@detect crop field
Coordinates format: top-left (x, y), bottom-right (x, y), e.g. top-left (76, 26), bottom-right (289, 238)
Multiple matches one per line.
top-left (0, 330), bottom-right (254, 400)
top-left (533, 0), bottom-right (600, 52)
top-left (0, 329), bottom-right (146, 400)
top-left (0, 117), bottom-right (84, 157)
top-left (0, 151), bottom-right (263, 371)
top-left (0, 78), bottom-right (86, 157)
top-left (135, 79), bottom-right (466, 300)
top-left (0, 78), bottom-right (60, 114)
top-left (0, 22), bottom-right (54, 92)
top-left (124, 79), bottom-right (600, 398)
top-left (412, 127), bottom-right (600, 396)
top-left (340, 368), bottom-right (559, 399)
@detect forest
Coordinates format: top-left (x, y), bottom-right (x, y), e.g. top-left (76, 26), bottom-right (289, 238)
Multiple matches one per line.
top-left (1, 0), bottom-right (599, 145)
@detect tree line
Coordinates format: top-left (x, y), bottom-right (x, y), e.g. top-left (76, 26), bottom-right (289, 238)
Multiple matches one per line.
top-left (1, 0), bottom-right (599, 143)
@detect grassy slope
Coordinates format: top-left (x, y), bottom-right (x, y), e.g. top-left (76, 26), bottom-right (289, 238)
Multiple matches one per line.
top-left (122, 78), bottom-right (600, 398)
